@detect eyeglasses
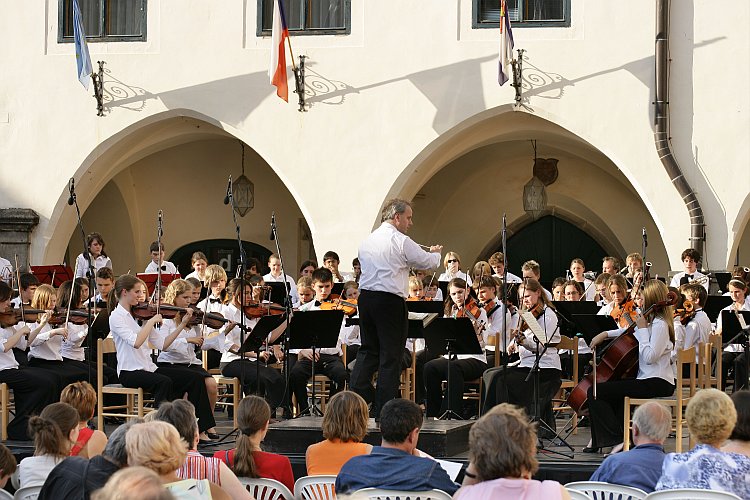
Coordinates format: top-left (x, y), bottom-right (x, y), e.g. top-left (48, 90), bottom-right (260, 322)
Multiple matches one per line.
top-left (447, 259), bottom-right (458, 264)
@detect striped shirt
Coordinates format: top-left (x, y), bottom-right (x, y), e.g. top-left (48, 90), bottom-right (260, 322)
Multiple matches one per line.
top-left (176, 450), bottom-right (221, 485)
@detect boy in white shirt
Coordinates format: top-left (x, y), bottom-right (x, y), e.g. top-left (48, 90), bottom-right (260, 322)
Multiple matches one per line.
top-left (144, 241), bottom-right (178, 275)
top-left (263, 254), bottom-right (299, 307)
top-left (670, 248), bottom-right (709, 292)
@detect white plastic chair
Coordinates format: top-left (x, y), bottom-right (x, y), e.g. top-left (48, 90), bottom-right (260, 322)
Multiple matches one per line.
top-left (0, 489), bottom-right (12, 500)
top-left (644, 489), bottom-right (742, 499)
top-left (13, 485), bottom-right (42, 500)
top-left (565, 481), bottom-right (647, 500)
top-left (294, 475), bottom-right (337, 500)
top-left (566, 489), bottom-right (593, 500)
top-left (238, 477), bottom-right (293, 500)
top-left (350, 488), bottom-right (453, 500)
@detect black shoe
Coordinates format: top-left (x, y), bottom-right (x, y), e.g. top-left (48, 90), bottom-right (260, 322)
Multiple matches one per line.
top-left (582, 446), bottom-right (600, 454)
top-left (206, 432), bottom-right (220, 440)
top-left (578, 416), bottom-right (590, 427)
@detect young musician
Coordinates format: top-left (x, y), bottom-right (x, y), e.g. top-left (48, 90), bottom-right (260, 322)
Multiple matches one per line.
top-left (197, 265), bottom-right (228, 314)
top-left (625, 253), bottom-right (644, 280)
top-left (585, 280), bottom-right (675, 453)
top-left (561, 280), bottom-right (592, 381)
top-left (144, 241), bottom-right (178, 275)
top-left (323, 251), bottom-right (352, 283)
top-left (670, 248), bottom-right (709, 292)
top-left (0, 280), bottom-right (62, 440)
top-left (570, 258), bottom-right (596, 301)
top-left (74, 232), bottom-right (113, 279)
top-left (263, 254), bottom-right (300, 307)
top-left (220, 277), bottom-right (286, 416)
top-left (423, 274), bottom-right (443, 301)
top-left (717, 279), bottom-right (750, 391)
top-left (340, 281), bottom-right (362, 367)
top-left (674, 283), bottom-right (711, 369)
top-left (470, 261), bottom-right (492, 284)
top-left (438, 252), bottom-right (471, 285)
top-left (406, 276), bottom-right (426, 301)
top-left (551, 277), bottom-right (566, 301)
top-left (296, 276), bottom-right (314, 306)
top-left (475, 276), bottom-right (512, 368)
top-left (593, 272), bottom-right (611, 306)
top-left (289, 268), bottom-right (348, 416)
top-left (484, 279), bottom-right (561, 430)
top-left (521, 260), bottom-right (553, 300)
top-left (488, 252), bottom-right (522, 284)
top-left (10, 272), bottom-right (39, 308)
top-left (185, 252), bottom-right (208, 283)
top-left (89, 267), bottom-right (114, 306)
top-left (299, 261), bottom-right (317, 279)
top-left (74, 277), bottom-right (90, 304)
top-left (352, 258), bottom-right (361, 282)
top-left (423, 278), bottom-right (488, 418)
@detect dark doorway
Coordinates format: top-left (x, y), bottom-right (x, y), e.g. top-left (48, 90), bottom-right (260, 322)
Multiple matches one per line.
top-left (169, 239), bottom-right (273, 278)
top-left (503, 215), bottom-right (607, 289)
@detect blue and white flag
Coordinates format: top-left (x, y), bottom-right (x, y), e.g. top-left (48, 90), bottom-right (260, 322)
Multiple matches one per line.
top-left (498, 0), bottom-right (514, 86)
top-left (73, 0), bottom-right (93, 90)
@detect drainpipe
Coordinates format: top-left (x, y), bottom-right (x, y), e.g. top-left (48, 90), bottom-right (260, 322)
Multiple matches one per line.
top-left (654, 0), bottom-right (705, 254)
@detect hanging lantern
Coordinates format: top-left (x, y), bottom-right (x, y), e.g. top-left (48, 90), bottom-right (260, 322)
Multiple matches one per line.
top-left (233, 142), bottom-right (254, 217)
top-left (523, 176), bottom-right (547, 220)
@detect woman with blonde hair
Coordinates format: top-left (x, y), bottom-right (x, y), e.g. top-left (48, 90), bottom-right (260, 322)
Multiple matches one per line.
top-left (455, 403), bottom-right (570, 500)
top-left (438, 252), bottom-right (471, 286)
top-left (60, 381), bottom-right (108, 458)
top-left (656, 389), bottom-right (750, 497)
top-left (306, 390), bottom-right (372, 475)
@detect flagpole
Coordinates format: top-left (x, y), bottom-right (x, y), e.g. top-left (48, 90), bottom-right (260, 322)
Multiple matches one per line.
top-left (286, 37), bottom-right (297, 72)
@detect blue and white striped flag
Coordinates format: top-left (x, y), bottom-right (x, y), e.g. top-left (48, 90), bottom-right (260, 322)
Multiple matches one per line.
top-left (498, 0), bottom-right (514, 86)
top-left (73, 0), bottom-right (93, 90)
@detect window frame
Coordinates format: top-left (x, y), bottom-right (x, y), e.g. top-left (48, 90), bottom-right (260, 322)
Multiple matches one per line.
top-left (57, 0), bottom-right (148, 43)
top-left (472, 0), bottom-right (570, 29)
top-left (256, 0), bottom-right (351, 37)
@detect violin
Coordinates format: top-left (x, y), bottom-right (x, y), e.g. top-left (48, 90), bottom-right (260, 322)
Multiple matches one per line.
top-left (511, 302), bottom-right (545, 343)
top-left (319, 296), bottom-right (358, 316)
top-left (454, 297), bottom-right (486, 334)
top-left (0, 308), bottom-right (47, 328)
top-left (47, 309), bottom-right (93, 326)
top-left (243, 301), bottom-right (286, 319)
top-left (675, 299), bottom-right (696, 326)
top-left (611, 298), bottom-right (638, 329)
top-left (406, 296), bottom-right (433, 302)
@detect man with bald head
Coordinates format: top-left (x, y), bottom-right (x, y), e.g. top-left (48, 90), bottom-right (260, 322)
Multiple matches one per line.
top-left (590, 401), bottom-right (671, 493)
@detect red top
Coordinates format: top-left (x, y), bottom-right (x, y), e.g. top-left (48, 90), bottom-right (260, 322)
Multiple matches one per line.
top-left (70, 427), bottom-right (94, 457)
top-left (213, 449), bottom-right (294, 492)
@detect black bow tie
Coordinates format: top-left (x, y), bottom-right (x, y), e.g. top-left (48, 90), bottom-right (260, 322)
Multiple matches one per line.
top-left (209, 297), bottom-right (222, 304)
top-left (314, 300), bottom-right (322, 307)
top-left (685, 274), bottom-right (694, 280)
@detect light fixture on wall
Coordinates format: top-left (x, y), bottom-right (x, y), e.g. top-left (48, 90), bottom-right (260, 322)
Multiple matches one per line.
top-left (522, 139), bottom-right (558, 220)
top-left (232, 141), bottom-right (254, 217)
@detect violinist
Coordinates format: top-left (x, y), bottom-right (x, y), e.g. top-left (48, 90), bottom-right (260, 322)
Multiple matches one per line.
top-left (423, 278), bottom-right (488, 418)
top-left (289, 268), bottom-right (348, 416)
top-left (438, 252), bottom-right (471, 286)
top-left (340, 281), bottom-right (362, 365)
top-left (263, 254), bottom-right (300, 308)
top-left (74, 232), bottom-right (112, 279)
top-left (9, 272), bottom-right (39, 365)
top-left (589, 274), bottom-right (640, 347)
top-left (296, 276), bottom-right (314, 306)
top-left (584, 280), bottom-right (675, 454)
top-left (88, 267), bottom-right (114, 307)
top-left (184, 251), bottom-right (208, 283)
top-left (673, 284), bottom-right (710, 373)
top-left (483, 279), bottom-right (560, 431)
top-left (717, 279), bottom-right (750, 391)
top-left (474, 276), bottom-right (512, 368)
top-left (74, 277), bottom-right (90, 304)
top-left (406, 276), bottom-right (426, 301)
top-left (219, 277), bottom-right (285, 416)
top-left (196, 264), bottom-right (228, 370)
top-left (299, 260), bottom-right (317, 279)
top-left (488, 251), bottom-right (523, 284)
top-left (156, 279), bottom-right (219, 440)
top-left (669, 248), bottom-right (709, 292)
top-left (0, 280), bottom-right (61, 440)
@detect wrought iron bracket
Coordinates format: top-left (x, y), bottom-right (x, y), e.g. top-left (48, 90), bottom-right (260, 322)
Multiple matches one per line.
top-left (293, 55), bottom-right (306, 112)
top-left (92, 60), bottom-right (105, 116)
top-left (510, 49), bottom-right (525, 105)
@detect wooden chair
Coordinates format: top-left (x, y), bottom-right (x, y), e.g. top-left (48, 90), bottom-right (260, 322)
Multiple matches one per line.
top-left (623, 346), bottom-right (697, 452)
top-left (0, 383), bottom-right (10, 441)
top-left (399, 345), bottom-right (416, 401)
top-left (698, 334), bottom-right (722, 390)
top-left (552, 335), bottom-right (579, 434)
top-left (96, 338), bottom-right (152, 430)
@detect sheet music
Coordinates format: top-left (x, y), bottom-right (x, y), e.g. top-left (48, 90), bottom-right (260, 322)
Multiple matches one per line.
top-left (408, 312), bottom-right (438, 327)
top-left (520, 311), bottom-right (549, 344)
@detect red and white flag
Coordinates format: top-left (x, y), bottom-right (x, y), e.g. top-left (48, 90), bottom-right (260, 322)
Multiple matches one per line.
top-left (268, 0), bottom-right (289, 101)
top-left (498, 0), bottom-right (514, 86)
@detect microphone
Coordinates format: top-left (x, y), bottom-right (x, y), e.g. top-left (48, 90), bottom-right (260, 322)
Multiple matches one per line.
top-left (223, 176), bottom-right (232, 205)
top-left (642, 227), bottom-right (648, 247)
top-left (270, 212), bottom-right (276, 241)
top-left (67, 178), bottom-right (75, 206)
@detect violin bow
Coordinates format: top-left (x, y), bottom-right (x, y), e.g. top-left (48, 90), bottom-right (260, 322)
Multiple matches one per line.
top-left (155, 210), bottom-right (164, 321)
top-left (13, 255), bottom-right (24, 323)
top-left (65, 260), bottom-right (79, 326)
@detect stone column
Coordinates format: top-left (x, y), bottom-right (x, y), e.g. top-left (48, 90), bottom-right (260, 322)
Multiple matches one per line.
top-left (0, 208), bottom-right (40, 275)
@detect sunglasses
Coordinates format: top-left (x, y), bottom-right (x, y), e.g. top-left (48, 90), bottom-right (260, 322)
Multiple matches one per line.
top-left (447, 259), bottom-right (458, 264)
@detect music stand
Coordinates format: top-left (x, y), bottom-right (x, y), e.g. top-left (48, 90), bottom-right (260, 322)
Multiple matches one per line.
top-left (332, 282), bottom-right (344, 297)
top-left (571, 314), bottom-right (619, 346)
top-left (137, 273), bottom-right (181, 297)
top-left (553, 302), bottom-right (599, 337)
top-left (423, 317), bottom-right (482, 420)
top-left (31, 265), bottom-right (73, 287)
top-left (288, 310), bottom-right (345, 416)
top-left (344, 313), bottom-right (437, 339)
top-left (438, 281), bottom-right (449, 302)
top-left (406, 301), bottom-right (444, 314)
top-left (722, 310), bottom-right (750, 391)
top-left (704, 296), bottom-right (733, 323)
top-left (715, 272), bottom-right (733, 294)
top-left (267, 282), bottom-right (291, 307)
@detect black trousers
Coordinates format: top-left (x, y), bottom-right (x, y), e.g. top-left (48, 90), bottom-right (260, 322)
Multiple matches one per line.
top-left (221, 358), bottom-right (284, 412)
top-left (560, 352), bottom-right (593, 382)
top-left (63, 358), bottom-right (119, 386)
top-left (423, 357), bottom-right (487, 417)
top-left (27, 358), bottom-right (89, 391)
top-left (118, 369), bottom-right (173, 407)
top-left (587, 377), bottom-right (675, 449)
top-left (484, 366), bottom-right (562, 431)
top-left (723, 351), bottom-right (741, 390)
top-left (289, 353), bottom-right (347, 413)
top-left (734, 352), bottom-right (750, 391)
top-left (0, 367), bottom-right (62, 440)
top-left (350, 290), bottom-right (408, 417)
top-left (155, 364), bottom-right (216, 433)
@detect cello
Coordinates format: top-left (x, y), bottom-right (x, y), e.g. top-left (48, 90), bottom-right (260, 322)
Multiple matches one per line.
top-left (566, 290), bottom-right (678, 414)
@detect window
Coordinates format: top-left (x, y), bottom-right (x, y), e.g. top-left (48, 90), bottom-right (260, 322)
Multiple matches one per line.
top-left (258, 0), bottom-right (350, 36)
top-left (59, 0), bottom-right (147, 42)
top-left (474, 0), bottom-right (569, 28)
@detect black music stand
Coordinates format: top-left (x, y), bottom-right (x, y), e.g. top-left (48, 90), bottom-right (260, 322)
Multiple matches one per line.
top-left (31, 265), bottom-right (74, 287)
top-left (423, 317), bottom-right (482, 420)
top-left (722, 311), bottom-right (750, 391)
top-left (137, 273), bottom-right (181, 297)
top-left (267, 282), bottom-right (292, 307)
top-left (288, 310), bottom-right (345, 417)
top-left (553, 302), bottom-right (599, 338)
top-left (438, 281), bottom-right (449, 302)
top-left (705, 296), bottom-right (733, 323)
top-left (332, 283), bottom-right (345, 297)
top-left (571, 314), bottom-right (619, 346)
top-left (406, 301), bottom-right (444, 314)
top-left (715, 272), bottom-right (733, 294)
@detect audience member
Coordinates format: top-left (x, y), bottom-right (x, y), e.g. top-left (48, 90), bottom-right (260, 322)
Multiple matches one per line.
top-left (590, 402), bottom-right (670, 493)
top-left (0, 443), bottom-right (17, 490)
top-left (19, 402), bottom-right (80, 488)
top-left (213, 396), bottom-right (293, 492)
top-left (723, 390), bottom-right (750, 458)
top-left (91, 466), bottom-right (175, 500)
top-left (656, 389), bottom-right (750, 498)
top-left (307, 391), bottom-right (372, 475)
top-left (61, 381), bottom-right (108, 458)
top-left (454, 403), bottom-right (569, 500)
top-left (126, 421), bottom-right (230, 500)
top-left (151, 399), bottom-right (251, 499)
top-left (335, 398), bottom-right (458, 495)
top-left (39, 421), bottom-right (140, 500)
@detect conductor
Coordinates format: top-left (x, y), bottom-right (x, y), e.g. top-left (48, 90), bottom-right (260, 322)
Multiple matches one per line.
top-left (351, 198), bottom-right (442, 417)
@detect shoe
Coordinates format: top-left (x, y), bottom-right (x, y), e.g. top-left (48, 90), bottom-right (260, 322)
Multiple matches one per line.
top-left (577, 416), bottom-right (590, 427)
top-left (206, 432), bottom-right (220, 440)
top-left (582, 446), bottom-right (600, 454)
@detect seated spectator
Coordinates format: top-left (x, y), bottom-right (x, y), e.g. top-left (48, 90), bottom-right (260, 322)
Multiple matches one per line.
top-left (723, 390), bottom-right (750, 458)
top-left (151, 399), bottom-right (251, 500)
top-left (126, 421), bottom-right (230, 500)
top-left (91, 466), bottom-right (175, 500)
top-left (19, 402), bottom-right (80, 488)
top-left (61, 381), bottom-right (108, 458)
top-left (590, 401), bottom-right (670, 493)
top-left (307, 391), bottom-right (372, 475)
top-left (335, 398), bottom-right (458, 495)
top-left (213, 396), bottom-right (293, 492)
top-left (0, 443), bottom-right (17, 490)
top-left (454, 403), bottom-right (570, 500)
top-left (39, 420), bottom-right (140, 500)
top-left (656, 389), bottom-right (750, 498)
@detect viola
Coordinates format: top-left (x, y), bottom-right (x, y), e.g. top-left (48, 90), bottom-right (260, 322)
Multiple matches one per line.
top-left (47, 309), bottom-right (94, 326)
top-left (566, 290), bottom-right (678, 415)
top-left (319, 296), bottom-right (358, 316)
top-left (131, 302), bottom-right (183, 321)
top-left (611, 298), bottom-right (638, 329)
top-left (0, 308), bottom-right (47, 328)
top-left (675, 299), bottom-right (696, 326)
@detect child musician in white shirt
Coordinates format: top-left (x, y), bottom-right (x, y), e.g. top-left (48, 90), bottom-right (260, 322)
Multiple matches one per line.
top-left (670, 248), bottom-right (709, 292)
top-left (263, 254), bottom-right (300, 308)
top-left (144, 241), bottom-right (178, 275)
top-left (74, 232), bottom-right (113, 279)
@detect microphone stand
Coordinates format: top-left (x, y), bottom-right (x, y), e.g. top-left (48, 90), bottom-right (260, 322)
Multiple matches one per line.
top-left (270, 212), bottom-right (295, 418)
top-left (67, 178), bottom-right (96, 384)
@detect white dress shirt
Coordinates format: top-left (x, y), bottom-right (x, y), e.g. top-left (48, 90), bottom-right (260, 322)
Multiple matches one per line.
top-left (438, 271), bottom-right (473, 287)
top-left (185, 270), bottom-right (204, 282)
top-left (109, 304), bottom-right (162, 374)
top-left (28, 323), bottom-right (64, 361)
top-left (60, 323), bottom-right (88, 361)
top-left (156, 319), bottom-right (202, 365)
top-left (0, 257), bottom-right (13, 283)
top-left (633, 316), bottom-right (675, 384)
top-left (680, 309), bottom-right (712, 363)
top-left (197, 294), bottom-right (225, 314)
top-left (145, 260), bottom-right (178, 275)
top-left (517, 306), bottom-right (561, 370)
top-left (358, 222), bottom-right (441, 298)
top-left (482, 298), bottom-right (512, 352)
top-left (670, 271), bottom-right (709, 292)
top-left (74, 253), bottom-right (112, 279)
top-left (494, 271), bottom-right (523, 284)
top-left (219, 304), bottom-right (259, 364)
top-left (263, 272), bottom-right (300, 307)
top-left (0, 326), bottom-right (26, 370)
